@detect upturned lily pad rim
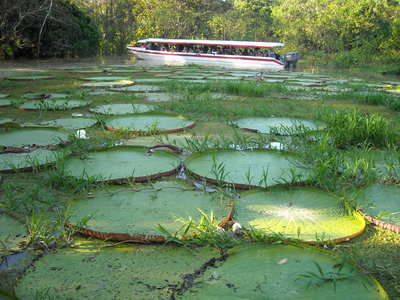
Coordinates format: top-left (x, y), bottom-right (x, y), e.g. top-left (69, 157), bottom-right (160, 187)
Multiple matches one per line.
top-left (235, 187), bottom-right (366, 243)
top-left (225, 243), bottom-right (388, 299)
top-left (357, 184), bottom-right (400, 234)
top-left (81, 80), bottom-right (134, 88)
top-left (104, 112), bottom-right (196, 134)
top-left (184, 148), bottom-right (307, 190)
top-left (65, 145), bottom-right (181, 184)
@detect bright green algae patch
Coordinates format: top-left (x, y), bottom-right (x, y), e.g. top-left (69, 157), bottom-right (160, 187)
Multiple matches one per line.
top-left (15, 239), bottom-right (220, 299)
top-left (0, 127), bottom-right (69, 147)
top-left (184, 149), bottom-right (311, 188)
top-left (64, 146), bottom-right (181, 182)
top-left (89, 103), bottom-right (154, 115)
top-left (233, 117), bottom-right (325, 135)
top-left (68, 181), bottom-right (230, 237)
top-left (105, 113), bottom-right (195, 133)
top-left (0, 214), bottom-right (28, 254)
top-left (358, 184), bottom-right (400, 227)
top-left (178, 244), bottom-right (388, 300)
top-left (234, 187), bottom-right (365, 242)
top-left (0, 149), bottom-right (59, 172)
top-left (19, 99), bottom-right (91, 110)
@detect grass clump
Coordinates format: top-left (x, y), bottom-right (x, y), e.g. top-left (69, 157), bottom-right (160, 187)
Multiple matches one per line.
top-left (321, 109), bottom-right (399, 149)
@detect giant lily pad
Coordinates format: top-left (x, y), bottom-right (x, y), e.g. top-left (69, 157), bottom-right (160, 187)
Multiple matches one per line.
top-left (5, 75), bottom-right (55, 81)
top-left (39, 117), bottom-right (98, 130)
top-left (81, 80), bottom-right (134, 88)
top-left (0, 99), bottom-right (19, 107)
top-left (67, 180), bottom-right (230, 241)
top-left (16, 239), bottom-right (219, 299)
top-left (233, 117), bottom-right (325, 135)
top-left (233, 187), bottom-right (365, 242)
top-left (64, 146), bottom-right (181, 183)
top-left (89, 103), bottom-right (154, 115)
top-left (143, 92), bottom-right (172, 102)
top-left (104, 113), bottom-right (195, 133)
top-left (19, 99), bottom-right (90, 111)
top-left (185, 149), bottom-right (311, 188)
top-left (79, 76), bottom-right (131, 81)
top-left (22, 92), bottom-right (69, 100)
top-left (357, 184), bottom-right (400, 233)
top-left (0, 93), bottom-right (9, 98)
top-left (112, 85), bottom-right (162, 92)
top-left (0, 214), bottom-right (28, 254)
top-left (0, 127), bottom-right (69, 147)
top-left (0, 148), bottom-right (60, 172)
top-left (177, 244), bottom-right (388, 300)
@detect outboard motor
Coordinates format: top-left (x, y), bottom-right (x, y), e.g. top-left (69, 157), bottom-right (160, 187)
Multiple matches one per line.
top-left (284, 52), bottom-right (299, 69)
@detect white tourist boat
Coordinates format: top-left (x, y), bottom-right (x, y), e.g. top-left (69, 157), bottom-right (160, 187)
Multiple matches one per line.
top-left (127, 38), bottom-right (294, 70)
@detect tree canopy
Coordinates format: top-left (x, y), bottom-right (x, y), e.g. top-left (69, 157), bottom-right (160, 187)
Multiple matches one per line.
top-left (1, 0), bottom-right (399, 63)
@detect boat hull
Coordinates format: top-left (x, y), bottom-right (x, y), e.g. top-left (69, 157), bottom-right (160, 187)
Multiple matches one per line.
top-left (128, 47), bottom-right (284, 70)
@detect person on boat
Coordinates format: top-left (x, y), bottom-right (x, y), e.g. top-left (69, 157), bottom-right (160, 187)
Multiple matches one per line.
top-left (263, 51), bottom-right (269, 57)
top-left (182, 46), bottom-right (188, 53)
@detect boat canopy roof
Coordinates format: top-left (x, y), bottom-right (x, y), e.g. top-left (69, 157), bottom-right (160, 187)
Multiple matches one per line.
top-left (137, 38), bottom-right (284, 48)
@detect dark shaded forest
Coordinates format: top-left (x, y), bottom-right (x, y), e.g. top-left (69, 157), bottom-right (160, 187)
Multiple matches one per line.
top-left (1, 0), bottom-right (399, 65)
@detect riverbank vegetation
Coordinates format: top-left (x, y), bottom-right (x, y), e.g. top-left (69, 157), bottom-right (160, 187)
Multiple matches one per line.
top-left (1, 0), bottom-right (400, 69)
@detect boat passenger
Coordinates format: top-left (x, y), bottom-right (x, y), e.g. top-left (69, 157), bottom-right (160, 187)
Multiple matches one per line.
top-left (182, 46), bottom-right (188, 53)
top-left (263, 51), bottom-right (269, 57)
top-left (188, 48), bottom-right (194, 53)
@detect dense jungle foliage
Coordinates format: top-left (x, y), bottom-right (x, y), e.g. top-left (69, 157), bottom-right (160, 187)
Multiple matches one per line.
top-left (1, 0), bottom-right (400, 65)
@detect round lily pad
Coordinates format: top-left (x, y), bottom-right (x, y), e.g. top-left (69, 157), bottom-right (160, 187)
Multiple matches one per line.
top-left (112, 85), bottom-right (162, 92)
top-left (67, 180), bottom-right (231, 242)
top-left (143, 92), bottom-right (172, 102)
top-left (104, 113), bottom-right (195, 133)
top-left (16, 239), bottom-right (219, 299)
top-left (79, 76), bottom-right (131, 81)
top-left (0, 99), bottom-right (19, 107)
top-left (89, 103), bottom-right (154, 115)
top-left (81, 80), bottom-right (134, 88)
top-left (64, 146), bottom-right (181, 183)
top-left (39, 117), bottom-right (98, 130)
top-left (178, 243), bottom-right (388, 300)
top-left (234, 187), bottom-right (365, 242)
top-left (0, 214), bottom-right (28, 254)
top-left (22, 92), bottom-right (69, 100)
top-left (19, 99), bottom-right (91, 111)
top-left (0, 93), bottom-right (9, 98)
top-left (233, 117), bottom-right (324, 135)
top-left (0, 148), bottom-right (60, 172)
top-left (0, 127), bottom-right (69, 147)
top-left (184, 149), bottom-right (311, 188)
top-left (358, 184), bottom-right (400, 233)
top-left (5, 75), bottom-right (55, 81)
top-left (0, 118), bottom-right (15, 125)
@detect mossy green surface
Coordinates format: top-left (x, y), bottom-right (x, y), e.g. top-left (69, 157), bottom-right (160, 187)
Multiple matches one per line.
top-left (64, 146), bottom-right (181, 181)
top-left (15, 239), bottom-right (220, 299)
top-left (0, 214), bottom-right (28, 254)
top-left (234, 187), bottom-right (365, 242)
top-left (68, 181), bottom-right (230, 236)
top-left (185, 149), bottom-right (311, 187)
top-left (178, 244), bottom-right (388, 300)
